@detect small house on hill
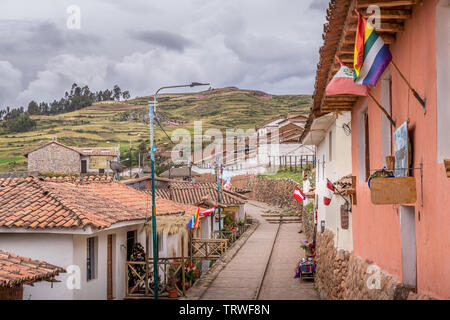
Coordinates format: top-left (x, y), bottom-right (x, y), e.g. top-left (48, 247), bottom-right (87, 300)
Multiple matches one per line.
top-left (23, 138), bottom-right (119, 175)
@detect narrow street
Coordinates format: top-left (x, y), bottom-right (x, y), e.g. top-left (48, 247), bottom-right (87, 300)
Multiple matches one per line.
top-left (199, 200), bottom-right (318, 300)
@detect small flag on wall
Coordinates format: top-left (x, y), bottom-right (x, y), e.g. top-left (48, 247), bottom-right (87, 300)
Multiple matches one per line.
top-left (326, 56), bottom-right (369, 96)
top-left (324, 179), bottom-right (335, 206)
top-left (187, 207), bottom-right (200, 228)
top-left (201, 207), bottom-right (216, 217)
top-left (292, 186), bottom-right (306, 202)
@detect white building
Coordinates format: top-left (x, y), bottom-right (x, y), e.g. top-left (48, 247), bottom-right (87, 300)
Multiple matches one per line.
top-left (0, 176), bottom-right (197, 300)
top-left (302, 111), bottom-right (353, 252)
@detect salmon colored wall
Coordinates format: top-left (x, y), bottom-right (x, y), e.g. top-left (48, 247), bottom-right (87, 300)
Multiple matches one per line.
top-left (351, 0), bottom-right (450, 299)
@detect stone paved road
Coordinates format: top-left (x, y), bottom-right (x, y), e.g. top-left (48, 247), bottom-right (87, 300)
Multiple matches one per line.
top-left (199, 200), bottom-right (318, 300)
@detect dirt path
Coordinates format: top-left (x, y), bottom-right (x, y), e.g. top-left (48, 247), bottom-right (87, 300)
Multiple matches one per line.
top-left (199, 200), bottom-right (318, 300)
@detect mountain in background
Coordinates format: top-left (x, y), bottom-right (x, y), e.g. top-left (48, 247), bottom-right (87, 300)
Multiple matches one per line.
top-left (0, 87), bottom-right (311, 171)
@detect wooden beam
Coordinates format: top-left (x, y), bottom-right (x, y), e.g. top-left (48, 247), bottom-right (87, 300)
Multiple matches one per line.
top-left (349, 22), bottom-right (404, 33)
top-left (357, 0), bottom-right (417, 8)
top-left (350, 9), bottom-right (412, 20)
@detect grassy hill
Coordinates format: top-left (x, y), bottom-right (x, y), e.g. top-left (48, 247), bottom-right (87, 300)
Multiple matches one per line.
top-left (0, 87), bottom-right (311, 172)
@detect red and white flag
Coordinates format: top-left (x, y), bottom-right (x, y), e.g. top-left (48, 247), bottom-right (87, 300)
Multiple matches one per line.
top-left (201, 207), bottom-right (216, 217)
top-left (292, 186), bottom-right (306, 202)
top-left (323, 179), bottom-right (335, 206)
top-left (325, 56), bottom-right (369, 97)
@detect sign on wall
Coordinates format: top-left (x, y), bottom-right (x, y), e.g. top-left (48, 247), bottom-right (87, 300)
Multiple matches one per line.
top-left (89, 156), bottom-right (114, 169)
top-left (394, 122), bottom-right (408, 177)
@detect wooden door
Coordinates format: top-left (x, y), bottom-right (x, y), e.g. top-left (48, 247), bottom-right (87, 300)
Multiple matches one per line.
top-left (81, 160), bottom-right (87, 174)
top-left (107, 234), bottom-right (114, 300)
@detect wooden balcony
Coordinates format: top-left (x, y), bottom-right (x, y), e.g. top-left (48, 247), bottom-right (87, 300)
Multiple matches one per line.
top-left (191, 238), bottom-right (228, 260)
top-left (125, 257), bottom-right (186, 299)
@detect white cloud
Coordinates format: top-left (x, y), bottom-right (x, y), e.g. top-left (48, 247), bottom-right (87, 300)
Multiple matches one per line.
top-left (16, 55), bottom-right (109, 105)
top-left (0, 61), bottom-right (22, 107)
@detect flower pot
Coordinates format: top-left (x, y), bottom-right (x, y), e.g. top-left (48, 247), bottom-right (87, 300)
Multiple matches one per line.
top-left (168, 288), bottom-right (178, 299)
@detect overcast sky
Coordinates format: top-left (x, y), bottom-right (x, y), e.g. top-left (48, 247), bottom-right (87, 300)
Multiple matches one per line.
top-left (0, 0), bottom-right (329, 109)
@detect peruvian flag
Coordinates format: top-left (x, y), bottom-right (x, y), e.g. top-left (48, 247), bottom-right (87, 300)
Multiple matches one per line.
top-left (326, 56), bottom-right (369, 96)
top-left (292, 186), bottom-right (306, 202)
top-left (323, 179), bottom-right (335, 206)
top-left (201, 207), bottom-right (216, 217)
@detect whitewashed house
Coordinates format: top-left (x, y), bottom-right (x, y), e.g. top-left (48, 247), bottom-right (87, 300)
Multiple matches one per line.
top-left (0, 176), bottom-right (197, 300)
top-left (301, 111), bottom-right (353, 251)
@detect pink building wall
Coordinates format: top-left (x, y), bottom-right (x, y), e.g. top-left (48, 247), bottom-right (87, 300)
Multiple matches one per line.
top-left (351, 0), bottom-right (450, 299)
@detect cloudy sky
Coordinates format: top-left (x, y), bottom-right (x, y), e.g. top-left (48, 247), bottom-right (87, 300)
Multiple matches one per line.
top-left (0, 0), bottom-right (329, 109)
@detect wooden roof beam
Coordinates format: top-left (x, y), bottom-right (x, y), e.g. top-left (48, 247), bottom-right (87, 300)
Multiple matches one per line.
top-left (350, 9), bottom-right (412, 20)
top-left (356, 0), bottom-right (417, 8)
top-left (348, 22), bottom-right (404, 33)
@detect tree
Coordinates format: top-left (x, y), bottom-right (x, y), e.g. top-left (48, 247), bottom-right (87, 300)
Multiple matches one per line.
top-left (113, 85), bottom-right (122, 101)
top-left (27, 101), bottom-right (39, 115)
top-left (122, 90), bottom-right (131, 100)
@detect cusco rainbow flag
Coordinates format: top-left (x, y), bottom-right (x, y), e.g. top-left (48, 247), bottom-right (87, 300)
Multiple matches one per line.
top-left (353, 12), bottom-right (392, 86)
top-left (187, 207), bottom-right (200, 228)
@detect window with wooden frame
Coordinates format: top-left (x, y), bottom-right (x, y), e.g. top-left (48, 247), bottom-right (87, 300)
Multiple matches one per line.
top-left (87, 237), bottom-right (98, 281)
top-left (364, 111), bottom-right (370, 181)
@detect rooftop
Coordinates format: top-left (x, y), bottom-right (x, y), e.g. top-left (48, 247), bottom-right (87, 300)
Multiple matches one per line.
top-left (0, 250), bottom-right (65, 288)
top-left (0, 176), bottom-right (197, 231)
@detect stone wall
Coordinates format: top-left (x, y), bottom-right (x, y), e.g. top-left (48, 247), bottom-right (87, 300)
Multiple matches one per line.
top-left (28, 144), bottom-right (80, 174)
top-left (231, 174), bottom-right (315, 241)
top-left (315, 230), bottom-right (437, 300)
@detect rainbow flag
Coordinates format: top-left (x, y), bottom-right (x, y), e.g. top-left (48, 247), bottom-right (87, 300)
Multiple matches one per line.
top-left (353, 12), bottom-right (392, 86)
top-left (187, 207), bottom-right (200, 228)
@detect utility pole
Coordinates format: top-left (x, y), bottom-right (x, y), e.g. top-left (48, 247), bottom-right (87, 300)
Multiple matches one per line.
top-left (149, 82), bottom-right (209, 300)
top-left (129, 139), bottom-right (132, 178)
top-left (215, 146), bottom-right (222, 231)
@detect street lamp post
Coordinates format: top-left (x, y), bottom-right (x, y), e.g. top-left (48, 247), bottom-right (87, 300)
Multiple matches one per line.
top-left (148, 82), bottom-right (209, 300)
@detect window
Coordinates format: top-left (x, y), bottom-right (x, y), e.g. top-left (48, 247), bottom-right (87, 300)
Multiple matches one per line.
top-left (381, 70), bottom-right (392, 166)
top-left (328, 130), bottom-right (333, 162)
top-left (364, 112), bottom-right (370, 181)
top-left (436, 1), bottom-right (450, 162)
top-left (87, 237), bottom-right (98, 281)
top-left (357, 100), bottom-right (370, 183)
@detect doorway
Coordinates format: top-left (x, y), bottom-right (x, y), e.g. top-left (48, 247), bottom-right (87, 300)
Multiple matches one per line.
top-left (81, 160), bottom-right (87, 174)
top-left (400, 206), bottom-right (417, 288)
top-left (107, 234), bottom-right (115, 300)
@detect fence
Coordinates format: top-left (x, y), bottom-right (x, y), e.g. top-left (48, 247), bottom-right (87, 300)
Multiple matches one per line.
top-left (268, 154), bottom-right (316, 172)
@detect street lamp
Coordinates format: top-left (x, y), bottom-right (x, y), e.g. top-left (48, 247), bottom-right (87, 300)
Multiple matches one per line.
top-left (148, 82), bottom-right (209, 300)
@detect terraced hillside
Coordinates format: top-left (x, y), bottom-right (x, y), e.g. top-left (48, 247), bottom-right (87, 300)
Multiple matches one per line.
top-left (0, 87), bottom-right (311, 171)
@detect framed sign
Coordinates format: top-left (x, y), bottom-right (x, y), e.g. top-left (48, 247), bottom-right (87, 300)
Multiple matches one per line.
top-left (394, 122), bottom-right (408, 177)
top-left (89, 156), bottom-right (114, 169)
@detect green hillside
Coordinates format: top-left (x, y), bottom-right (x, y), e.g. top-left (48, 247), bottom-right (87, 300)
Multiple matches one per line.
top-left (0, 87), bottom-right (311, 172)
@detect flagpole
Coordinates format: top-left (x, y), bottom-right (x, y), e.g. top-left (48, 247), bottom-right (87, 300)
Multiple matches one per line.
top-left (368, 92), bottom-right (396, 128)
top-left (390, 60), bottom-right (426, 113)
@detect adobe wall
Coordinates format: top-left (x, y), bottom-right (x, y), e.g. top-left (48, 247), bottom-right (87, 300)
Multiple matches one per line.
top-left (231, 174), bottom-right (314, 241)
top-left (315, 230), bottom-right (436, 300)
top-left (27, 144), bottom-right (80, 174)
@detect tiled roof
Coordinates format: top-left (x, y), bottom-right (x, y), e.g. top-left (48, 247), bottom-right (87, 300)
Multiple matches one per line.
top-left (0, 250), bottom-right (65, 287)
top-left (72, 147), bottom-right (118, 156)
top-left (151, 182), bottom-right (246, 207)
top-left (23, 140), bottom-right (118, 157)
top-left (159, 167), bottom-right (201, 178)
top-left (0, 177), bottom-right (198, 230)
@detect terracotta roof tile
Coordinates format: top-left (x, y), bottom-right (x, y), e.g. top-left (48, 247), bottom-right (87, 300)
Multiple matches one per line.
top-left (0, 250), bottom-right (65, 287)
top-left (0, 177), bottom-right (198, 231)
top-left (149, 182), bottom-right (247, 207)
